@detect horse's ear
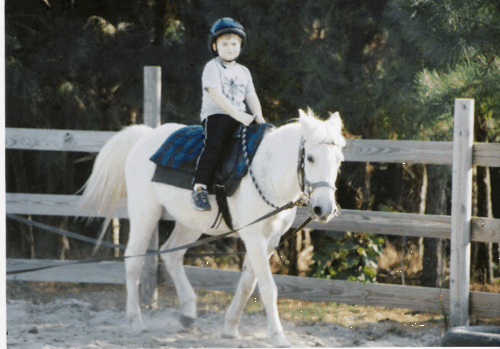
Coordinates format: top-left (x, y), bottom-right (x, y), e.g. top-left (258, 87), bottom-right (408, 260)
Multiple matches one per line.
top-left (298, 109), bottom-right (314, 137)
top-left (298, 109), bottom-right (308, 120)
top-left (327, 111), bottom-right (343, 131)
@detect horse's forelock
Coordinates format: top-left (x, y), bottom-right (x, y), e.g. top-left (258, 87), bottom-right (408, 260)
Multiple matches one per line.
top-left (299, 110), bottom-right (345, 148)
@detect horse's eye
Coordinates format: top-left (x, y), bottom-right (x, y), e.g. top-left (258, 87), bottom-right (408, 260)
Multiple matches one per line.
top-left (307, 155), bottom-right (314, 163)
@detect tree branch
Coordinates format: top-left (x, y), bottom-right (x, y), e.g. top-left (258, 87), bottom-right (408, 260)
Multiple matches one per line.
top-left (441, 5), bottom-right (500, 31)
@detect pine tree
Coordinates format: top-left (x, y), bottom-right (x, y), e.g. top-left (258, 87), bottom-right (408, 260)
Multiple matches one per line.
top-left (389, 0), bottom-right (500, 284)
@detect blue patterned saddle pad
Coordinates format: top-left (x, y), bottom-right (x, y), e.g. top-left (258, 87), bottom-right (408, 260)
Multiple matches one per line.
top-left (150, 123), bottom-right (273, 196)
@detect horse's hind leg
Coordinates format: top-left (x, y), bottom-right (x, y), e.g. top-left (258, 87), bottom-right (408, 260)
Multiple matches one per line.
top-left (159, 223), bottom-right (202, 327)
top-left (125, 202), bottom-right (163, 333)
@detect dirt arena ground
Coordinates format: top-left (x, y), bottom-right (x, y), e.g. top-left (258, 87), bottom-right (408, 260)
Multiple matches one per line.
top-left (6, 282), bottom-right (448, 348)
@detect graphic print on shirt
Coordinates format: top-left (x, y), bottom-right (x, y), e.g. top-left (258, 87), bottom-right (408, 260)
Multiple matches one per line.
top-left (222, 76), bottom-right (246, 110)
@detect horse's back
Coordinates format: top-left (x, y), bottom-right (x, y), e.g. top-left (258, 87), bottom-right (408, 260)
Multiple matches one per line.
top-left (125, 123), bottom-right (187, 188)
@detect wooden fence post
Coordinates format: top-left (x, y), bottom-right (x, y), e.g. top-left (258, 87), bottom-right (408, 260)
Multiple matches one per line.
top-left (450, 98), bottom-right (474, 327)
top-left (141, 66), bottom-right (161, 307)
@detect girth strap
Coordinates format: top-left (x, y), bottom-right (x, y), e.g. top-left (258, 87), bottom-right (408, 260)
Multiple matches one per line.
top-left (211, 185), bottom-right (234, 230)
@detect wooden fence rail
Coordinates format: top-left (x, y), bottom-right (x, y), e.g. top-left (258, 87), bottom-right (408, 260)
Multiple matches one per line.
top-left (6, 193), bottom-right (500, 243)
top-left (6, 128), bottom-right (500, 167)
top-left (5, 96), bottom-right (500, 325)
top-left (7, 259), bottom-right (500, 319)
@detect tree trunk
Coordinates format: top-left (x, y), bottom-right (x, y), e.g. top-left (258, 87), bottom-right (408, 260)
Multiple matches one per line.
top-left (296, 229), bottom-right (313, 277)
top-left (112, 218), bottom-right (121, 258)
top-left (282, 231), bottom-right (298, 276)
top-left (58, 217), bottom-right (70, 260)
top-left (58, 152), bottom-right (76, 260)
top-left (471, 111), bottom-right (494, 284)
top-left (361, 163), bottom-right (375, 211)
top-left (405, 164), bottom-right (428, 214)
top-left (9, 151), bottom-right (36, 258)
top-left (421, 165), bottom-right (447, 288)
top-left (472, 166), bottom-right (494, 283)
top-left (402, 163), bottom-right (428, 260)
top-left (45, 162), bottom-right (62, 259)
top-left (153, 0), bottom-right (167, 46)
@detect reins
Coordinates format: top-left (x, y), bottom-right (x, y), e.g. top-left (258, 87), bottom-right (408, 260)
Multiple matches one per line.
top-left (7, 198), bottom-right (309, 275)
top-left (9, 126), bottom-right (345, 276)
top-left (241, 125), bottom-right (280, 209)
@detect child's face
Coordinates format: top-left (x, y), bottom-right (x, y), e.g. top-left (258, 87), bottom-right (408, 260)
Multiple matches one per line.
top-left (213, 34), bottom-right (242, 63)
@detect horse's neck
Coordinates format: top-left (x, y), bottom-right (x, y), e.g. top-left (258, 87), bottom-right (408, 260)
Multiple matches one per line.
top-left (251, 124), bottom-right (302, 206)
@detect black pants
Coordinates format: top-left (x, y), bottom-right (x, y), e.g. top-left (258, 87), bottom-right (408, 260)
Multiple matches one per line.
top-left (193, 114), bottom-right (241, 187)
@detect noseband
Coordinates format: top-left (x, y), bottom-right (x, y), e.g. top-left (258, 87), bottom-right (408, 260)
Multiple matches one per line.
top-left (297, 138), bottom-right (337, 204)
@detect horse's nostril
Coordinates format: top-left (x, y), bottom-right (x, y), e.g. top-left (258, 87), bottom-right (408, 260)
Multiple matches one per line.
top-left (313, 206), bottom-right (322, 216)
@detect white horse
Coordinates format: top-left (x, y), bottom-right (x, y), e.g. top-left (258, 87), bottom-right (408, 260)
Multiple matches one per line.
top-left (79, 108), bottom-right (346, 347)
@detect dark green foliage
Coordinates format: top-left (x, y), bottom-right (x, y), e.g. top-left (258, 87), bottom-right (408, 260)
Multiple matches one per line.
top-left (388, 0), bottom-right (500, 68)
top-left (311, 232), bottom-right (384, 282)
top-left (414, 61), bottom-right (500, 141)
top-left (7, 0), bottom-right (499, 135)
top-left (5, 0), bottom-right (425, 134)
top-left (389, 0), bottom-right (500, 142)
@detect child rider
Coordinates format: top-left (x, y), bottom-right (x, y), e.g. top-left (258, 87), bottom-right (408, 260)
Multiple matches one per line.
top-left (192, 17), bottom-right (265, 211)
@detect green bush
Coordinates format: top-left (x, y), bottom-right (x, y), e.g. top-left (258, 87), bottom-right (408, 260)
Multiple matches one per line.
top-left (310, 231), bottom-right (384, 282)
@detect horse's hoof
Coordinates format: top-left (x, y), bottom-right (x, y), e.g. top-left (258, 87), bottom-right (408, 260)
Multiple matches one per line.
top-left (179, 314), bottom-right (196, 328)
top-left (221, 331), bottom-right (240, 339)
top-left (272, 335), bottom-right (291, 348)
top-left (129, 320), bottom-right (146, 334)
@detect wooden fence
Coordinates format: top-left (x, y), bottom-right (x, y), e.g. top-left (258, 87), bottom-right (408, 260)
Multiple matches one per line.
top-left (5, 68), bottom-right (500, 326)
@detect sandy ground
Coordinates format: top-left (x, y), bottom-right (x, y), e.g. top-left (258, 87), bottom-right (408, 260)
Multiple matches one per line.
top-left (6, 284), bottom-right (444, 348)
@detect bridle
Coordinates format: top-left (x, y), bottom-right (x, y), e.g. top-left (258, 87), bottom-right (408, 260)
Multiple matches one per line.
top-left (296, 138), bottom-right (338, 207)
top-left (243, 126), bottom-right (339, 211)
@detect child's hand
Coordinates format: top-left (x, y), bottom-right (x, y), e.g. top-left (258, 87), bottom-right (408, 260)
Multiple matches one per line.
top-left (236, 112), bottom-right (255, 126)
top-left (255, 115), bottom-right (265, 124)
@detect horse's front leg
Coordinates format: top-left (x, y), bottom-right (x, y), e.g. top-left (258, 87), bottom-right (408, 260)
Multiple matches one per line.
top-left (222, 233), bottom-right (281, 339)
top-left (222, 256), bottom-right (258, 338)
top-left (243, 235), bottom-right (290, 348)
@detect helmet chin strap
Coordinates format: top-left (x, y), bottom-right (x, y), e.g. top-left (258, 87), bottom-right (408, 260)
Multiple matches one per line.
top-left (213, 48), bottom-right (240, 66)
top-left (219, 55), bottom-right (239, 66)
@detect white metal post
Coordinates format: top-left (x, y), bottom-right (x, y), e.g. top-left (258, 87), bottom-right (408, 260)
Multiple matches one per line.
top-left (141, 66), bottom-right (161, 307)
top-left (449, 98), bottom-right (474, 327)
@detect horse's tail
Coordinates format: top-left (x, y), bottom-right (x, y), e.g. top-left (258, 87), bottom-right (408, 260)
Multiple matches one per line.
top-left (78, 125), bottom-right (152, 253)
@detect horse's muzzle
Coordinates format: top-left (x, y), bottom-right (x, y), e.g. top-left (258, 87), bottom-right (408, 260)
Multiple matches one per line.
top-left (311, 204), bottom-right (338, 222)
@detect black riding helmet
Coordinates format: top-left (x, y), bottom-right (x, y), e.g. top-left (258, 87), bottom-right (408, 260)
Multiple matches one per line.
top-left (208, 18), bottom-right (246, 56)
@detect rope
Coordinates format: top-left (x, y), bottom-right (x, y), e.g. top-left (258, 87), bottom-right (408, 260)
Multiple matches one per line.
top-left (7, 199), bottom-right (306, 275)
top-left (241, 125), bottom-right (279, 209)
top-left (7, 126), bottom-right (321, 276)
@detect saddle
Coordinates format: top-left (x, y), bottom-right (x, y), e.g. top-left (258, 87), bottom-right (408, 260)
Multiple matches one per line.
top-left (150, 123), bottom-right (273, 197)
